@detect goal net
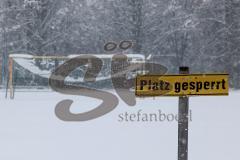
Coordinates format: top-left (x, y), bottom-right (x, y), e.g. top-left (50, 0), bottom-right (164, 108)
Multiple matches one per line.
top-left (6, 54), bottom-right (145, 98)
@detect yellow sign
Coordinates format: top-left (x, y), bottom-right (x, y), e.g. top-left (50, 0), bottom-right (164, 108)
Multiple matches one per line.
top-left (135, 74), bottom-right (229, 96)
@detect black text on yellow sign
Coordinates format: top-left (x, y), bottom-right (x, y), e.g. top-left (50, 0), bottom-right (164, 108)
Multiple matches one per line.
top-left (135, 74), bottom-right (229, 96)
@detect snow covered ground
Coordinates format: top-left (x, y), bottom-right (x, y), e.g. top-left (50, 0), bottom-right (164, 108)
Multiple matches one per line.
top-left (0, 90), bottom-right (239, 160)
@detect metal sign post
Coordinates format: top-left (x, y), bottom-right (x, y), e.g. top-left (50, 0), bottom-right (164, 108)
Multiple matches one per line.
top-left (135, 67), bottom-right (229, 160)
top-left (178, 67), bottom-right (189, 160)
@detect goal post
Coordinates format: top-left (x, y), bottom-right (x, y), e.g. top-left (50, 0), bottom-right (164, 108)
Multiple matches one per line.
top-left (8, 56), bottom-right (14, 99)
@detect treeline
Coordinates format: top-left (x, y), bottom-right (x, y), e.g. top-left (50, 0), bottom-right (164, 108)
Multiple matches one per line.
top-left (0, 0), bottom-right (239, 88)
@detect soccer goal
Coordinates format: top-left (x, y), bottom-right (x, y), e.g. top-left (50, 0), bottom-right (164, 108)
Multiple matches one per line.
top-left (5, 54), bottom-right (146, 99)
